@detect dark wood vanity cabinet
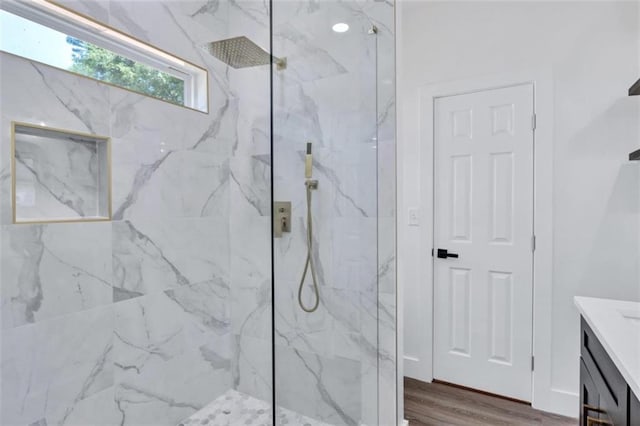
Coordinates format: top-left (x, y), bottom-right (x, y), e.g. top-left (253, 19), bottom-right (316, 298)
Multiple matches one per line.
top-left (580, 318), bottom-right (640, 426)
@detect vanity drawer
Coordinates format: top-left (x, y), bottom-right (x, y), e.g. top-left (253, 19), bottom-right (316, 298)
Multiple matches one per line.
top-left (630, 391), bottom-right (640, 426)
top-left (581, 359), bottom-right (601, 425)
top-left (581, 318), bottom-right (628, 425)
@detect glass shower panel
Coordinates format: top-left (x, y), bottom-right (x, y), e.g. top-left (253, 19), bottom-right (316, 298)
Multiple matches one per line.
top-left (271, 2), bottom-right (383, 425)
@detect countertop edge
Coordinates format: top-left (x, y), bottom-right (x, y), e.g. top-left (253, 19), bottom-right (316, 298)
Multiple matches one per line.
top-left (574, 296), bottom-right (640, 402)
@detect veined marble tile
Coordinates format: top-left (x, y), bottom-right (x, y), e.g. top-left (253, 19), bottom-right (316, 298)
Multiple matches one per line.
top-left (54, 386), bottom-right (120, 426)
top-left (378, 217), bottom-right (396, 295)
top-left (360, 359), bottom-right (379, 426)
top-left (230, 155), bottom-right (271, 217)
top-left (0, 305), bottom-right (114, 426)
top-left (1, 222), bottom-right (112, 329)
top-left (0, 160), bottom-right (9, 226)
top-left (0, 55), bottom-right (110, 137)
top-left (231, 281), bottom-right (271, 339)
top-left (378, 362), bottom-right (397, 426)
top-left (108, 0), bottom-right (230, 68)
top-left (55, 0), bottom-right (110, 24)
top-left (227, 0), bottom-right (270, 36)
top-left (272, 83), bottom-right (325, 151)
top-left (273, 23), bottom-right (348, 84)
top-left (230, 208), bottom-right (271, 289)
top-left (229, 75), bottom-right (271, 157)
top-left (112, 218), bottom-right (229, 302)
top-left (232, 333), bottom-right (272, 403)
top-left (281, 3), bottom-right (378, 76)
top-left (274, 288), bottom-right (334, 360)
top-left (113, 284), bottom-right (232, 425)
top-left (331, 217), bottom-right (377, 292)
top-left (112, 147), bottom-right (230, 222)
top-left (377, 293), bottom-right (396, 365)
top-left (299, 74), bottom-right (377, 153)
top-left (274, 345), bottom-right (361, 426)
top-left (0, 54), bottom-right (110, 225)
top-left (377, 138), bottom-right (396, 219)
top-left (109, 86), bottom-right (235, 158)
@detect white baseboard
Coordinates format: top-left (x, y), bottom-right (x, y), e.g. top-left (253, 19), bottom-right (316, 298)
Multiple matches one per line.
top-left (402, 420), bottom-right (409, 426)
top-left (532, 387), bottom-right (579, 418)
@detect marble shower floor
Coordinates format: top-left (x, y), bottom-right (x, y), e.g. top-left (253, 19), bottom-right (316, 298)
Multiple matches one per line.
top-left (178, 389), bottom-right (332, 426)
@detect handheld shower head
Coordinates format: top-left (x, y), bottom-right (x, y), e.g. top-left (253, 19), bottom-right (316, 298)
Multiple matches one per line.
top-left (305, 142), bottom-right (313, 178)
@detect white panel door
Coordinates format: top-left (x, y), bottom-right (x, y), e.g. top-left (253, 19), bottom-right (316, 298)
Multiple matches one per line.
top-left (433, 84), bottom-right (534, 401)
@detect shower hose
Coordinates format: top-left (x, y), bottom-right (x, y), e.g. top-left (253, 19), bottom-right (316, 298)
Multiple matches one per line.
top-left (298, 180), bottom-right (320, 313)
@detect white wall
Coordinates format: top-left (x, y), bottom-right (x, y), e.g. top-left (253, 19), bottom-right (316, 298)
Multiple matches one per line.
top-left (399, 0), bottom-right (640, 417)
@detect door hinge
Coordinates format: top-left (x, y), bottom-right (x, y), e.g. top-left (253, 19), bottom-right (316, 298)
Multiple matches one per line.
top-left (531, 114), bottom-right (537, 130)
top-left (531, 356), bottom-right (535, 371)
top-left (531, 235), bottom-right (536, 252)
top-left (431, 248), bottom-right (434, 257)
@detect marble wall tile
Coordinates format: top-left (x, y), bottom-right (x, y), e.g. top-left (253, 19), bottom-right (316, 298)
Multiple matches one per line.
top-left (360, 359), bottom-right (379, 426)
top-left (113, 284), bottom-right (232, 425)
top-left (225, 0), bottom-right (273, 406)
top-left (108, 0), bottom-right (229, 67)
top-left (378, 217), bottom-right (396, 294)
top-left (109, 84), bottom-right (235, 159)
top-left (273, 279), bottom-right (337, 361)
top-left (275, 345), bottom-right (361, 426)
top-left (112, 147), bottom-right (230, 222)
top-left (1, 1), bottom-right (244, 425)
top-left (0, 55), bottom-right (111, 137)
top-left (1, 305), bottom-right (114, 425)
top-left (230, 79), bottom-right (271, 157)
top-left (1, 222), bottom-right (112, 329)
top-left (230, 208), bottom-right (271, 289)
top-left (230, 155), bottom-right (271, 219)
top-left (54, 0), bottom-right (111, 24)
top-left (0, 54), bottom-right (111, 225)
top-left (232, 333), bottom-right (272, 402)
top-left (232, 281), bottom-right (271, 339)
top-left (112, 217), bottom-right (229, 302)
top-left (331, 217), bottom-right (377, 292)
top-left (56, 386), bottom-right (120, 426)
top-left (273, 23), bottom-right (348, 85)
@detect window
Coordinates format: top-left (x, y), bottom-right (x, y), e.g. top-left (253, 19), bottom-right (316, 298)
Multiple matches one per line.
top-left (0, 0), bottom-right (208, 112)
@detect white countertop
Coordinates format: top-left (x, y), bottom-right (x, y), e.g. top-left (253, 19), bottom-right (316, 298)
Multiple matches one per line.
top-left (575, 297), bottom-right (640, 401)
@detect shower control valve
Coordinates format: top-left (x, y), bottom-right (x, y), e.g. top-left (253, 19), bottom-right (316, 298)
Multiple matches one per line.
top-left (273, 201), bottom-right (291, 238)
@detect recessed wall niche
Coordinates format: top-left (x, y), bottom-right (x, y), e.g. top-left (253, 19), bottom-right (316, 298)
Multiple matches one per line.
top-left (11, 122), bottom-right (111, 224)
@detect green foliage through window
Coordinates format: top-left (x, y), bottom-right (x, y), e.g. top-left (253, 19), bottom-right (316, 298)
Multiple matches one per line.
top-left (66, 36), bottom-right (184, 105)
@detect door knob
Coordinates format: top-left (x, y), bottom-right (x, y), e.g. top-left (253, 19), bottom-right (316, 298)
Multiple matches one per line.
top-left (436, 249), bottom-right (459, 259)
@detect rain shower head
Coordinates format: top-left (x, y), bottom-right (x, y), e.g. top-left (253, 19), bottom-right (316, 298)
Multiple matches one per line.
top-left (203, 36), bottom-right (286, 70)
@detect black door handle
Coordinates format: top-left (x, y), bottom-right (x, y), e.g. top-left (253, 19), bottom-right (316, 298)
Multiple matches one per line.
top-left (436, 249), bottom-right (459, 259)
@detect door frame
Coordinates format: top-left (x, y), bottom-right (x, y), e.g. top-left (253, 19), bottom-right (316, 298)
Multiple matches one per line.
top-left (413, 70), bottom-right (565, 413)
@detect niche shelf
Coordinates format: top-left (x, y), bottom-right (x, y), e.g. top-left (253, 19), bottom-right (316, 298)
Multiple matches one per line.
top-left (11, 122), bottom-right (111, 224)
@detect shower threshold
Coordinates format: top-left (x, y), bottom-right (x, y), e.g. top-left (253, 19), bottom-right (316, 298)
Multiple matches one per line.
top-left (177, 389), bottom-right (332, 426)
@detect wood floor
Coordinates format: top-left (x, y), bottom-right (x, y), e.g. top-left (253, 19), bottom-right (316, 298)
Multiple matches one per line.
top-left (404, 378), bottom-right (577, 426)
